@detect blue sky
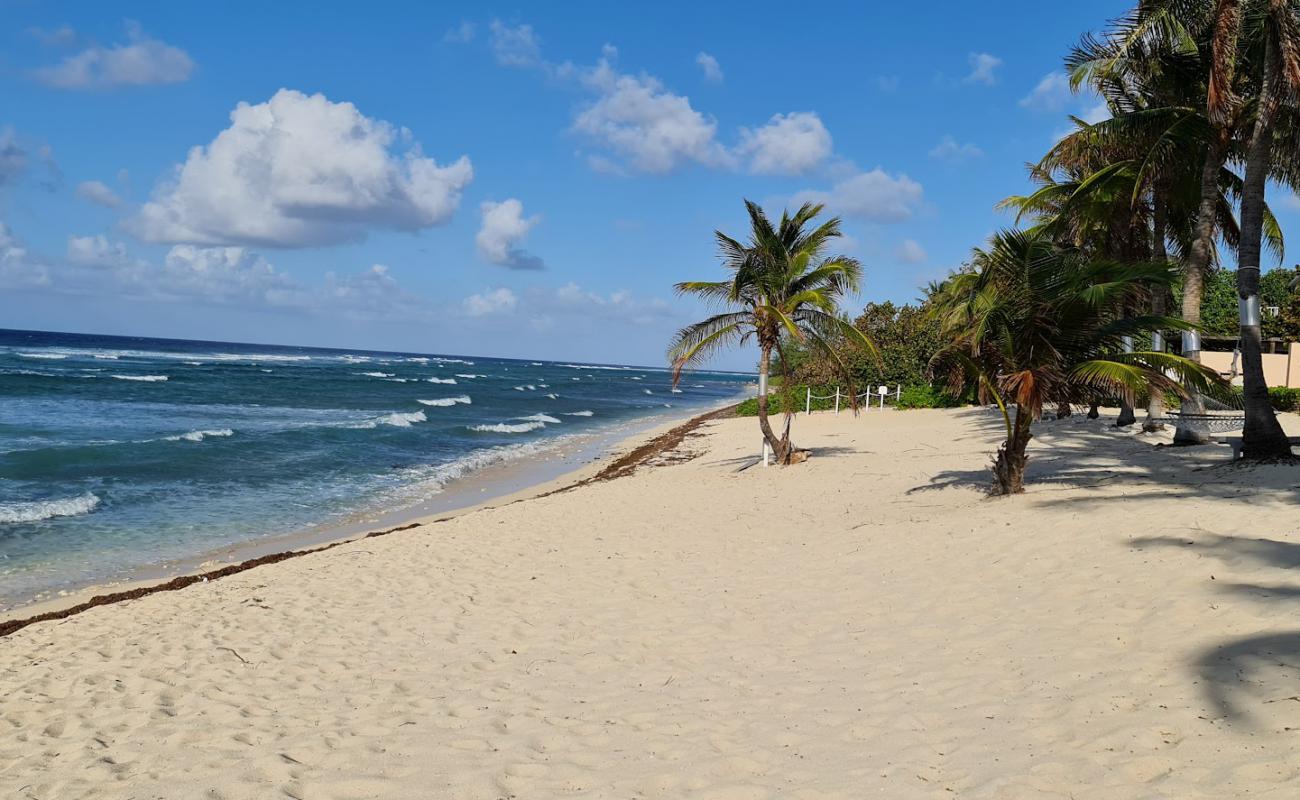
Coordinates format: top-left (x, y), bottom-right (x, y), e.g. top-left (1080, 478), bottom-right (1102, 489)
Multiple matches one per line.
top-left (6, 0), bottom-right (1269, 369)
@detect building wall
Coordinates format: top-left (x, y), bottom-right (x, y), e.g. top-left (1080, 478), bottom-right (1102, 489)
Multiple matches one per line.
top-left (1201, 346), bottom-right (1297, 387)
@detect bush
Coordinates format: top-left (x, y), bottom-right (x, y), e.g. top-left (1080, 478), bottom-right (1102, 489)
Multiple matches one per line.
top-left (735, 385), bottom-right (852, 416)
top-left (896, 384), bottom-right (963, 409)
top-left (1269, 386), bottom-right (1300, 412)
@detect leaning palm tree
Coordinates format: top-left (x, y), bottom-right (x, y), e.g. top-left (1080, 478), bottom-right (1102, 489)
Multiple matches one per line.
top-left (668, 201), bottom-right (877, 465)
top-left (930, 230), bottom-right (1228, 495)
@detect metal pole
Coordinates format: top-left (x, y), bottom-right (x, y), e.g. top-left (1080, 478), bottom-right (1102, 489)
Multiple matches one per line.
top-left (834, 388), bottom-right (840, 414)
top-left (806, 386), bottom-right (811, 416)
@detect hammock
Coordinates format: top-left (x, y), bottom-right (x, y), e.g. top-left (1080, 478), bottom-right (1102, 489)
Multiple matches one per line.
top-left (1163, 394), bottom-right (1248, 434)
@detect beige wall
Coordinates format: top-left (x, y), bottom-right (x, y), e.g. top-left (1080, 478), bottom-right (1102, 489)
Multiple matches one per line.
top-left (1201, 348), bottom-right (1295, 387)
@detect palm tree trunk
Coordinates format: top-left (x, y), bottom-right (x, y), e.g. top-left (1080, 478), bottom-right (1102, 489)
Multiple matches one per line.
top-left (1173, 129), bottom-right (1227, 445)
top-left (1056, 401), bottom-right (1072, 419)
top-left (1144, 186), bottom-right (1169, 432)
top-left (1087, 403), bottom-right (1100, 419)
top-left (1236, 33), bottom-right (1292, 460)
top-left (1117, 335), bottom-right (1137, 427)
top-left (755, 343), bottom-right (790, 464)
top-left (992, 404), bottom-right (1033, 495)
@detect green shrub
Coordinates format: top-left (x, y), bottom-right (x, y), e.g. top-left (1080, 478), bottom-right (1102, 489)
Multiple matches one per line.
top-left (734, 385), bottom-right (851, 416)
top-left (896, 384), bottom-right (963, 409)
top-left (1268, 386), bottom-right (1300, 412)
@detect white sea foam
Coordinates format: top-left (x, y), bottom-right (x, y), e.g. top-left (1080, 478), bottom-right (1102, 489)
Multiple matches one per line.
top-left (519, 413), bottom-right (561, 424)
top-left (631, 376), bottom-right (642, 380)
top-left (210, 353), bottom-right (312, 362)
top-left (671, 388), bottom-right (683, 393)
top-left (165, 429), bottom-right (234, 443)
top-left (546, 393), bottom-right (558, 399)
top-left (359, 371), bottom-right (394, 378)
top-left (94, 354), bottom-right (120, 360)
top-left (469, 421), bottom-right (545, 434)
top-left (530, 362), bottom-right (543, 366)
top-left (430, 357), bottom-right (474, 365)
top-left (0, 493), bottom-right (101, 524)
top-left (426, 377), bottom-right (457, 385)
top-left (455, 374), bottom-right (485, 379)
top-left (112, 374), bottom-right (169, 382)
top-left (563, 410), bottom-right (594, 417)
top-left (417, 396), bottom-right (472, 407)
top-left (353, 410), bottom-right (427, 428)
top-left (17, 352), bottom-right (67, 359)
top-left (558, 363), bottom-right (632, 371)
top-left (643, 389), bottom-right (652, 394)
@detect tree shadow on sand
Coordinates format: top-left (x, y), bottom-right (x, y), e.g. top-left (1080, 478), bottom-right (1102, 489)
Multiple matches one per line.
top-left (910, 406), bottom-right (1300, 504)
top-left (1133, 533), bottom-right (1300, 725)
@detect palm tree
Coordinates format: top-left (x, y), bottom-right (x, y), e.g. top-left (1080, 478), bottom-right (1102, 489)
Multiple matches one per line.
top-left (930, 230), bottom-right (1226, 495)
top-left (1208, 0), bottom-right (1300, 458)
top-left (668, 201), bottom-right (877, 465)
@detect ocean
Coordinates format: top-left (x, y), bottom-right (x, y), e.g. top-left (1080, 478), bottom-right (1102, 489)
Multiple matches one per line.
top-left (0, 329), bottom-right (752, 609)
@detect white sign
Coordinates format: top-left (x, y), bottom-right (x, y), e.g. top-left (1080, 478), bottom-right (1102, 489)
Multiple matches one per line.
top-left (877, 385), bottom-right (888, 395)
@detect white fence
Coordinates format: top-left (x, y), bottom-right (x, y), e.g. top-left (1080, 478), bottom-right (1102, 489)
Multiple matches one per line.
top-left (805, 385), bottom-right (902, 414)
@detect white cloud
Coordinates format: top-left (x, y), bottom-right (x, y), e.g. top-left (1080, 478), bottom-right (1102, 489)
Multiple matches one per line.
top-left (737, 112), bottom-right (833, 175)
top-left (463, 287), bottom-right (518, 316)
top-left (0, 222), bottom-right (51, 288)
top-left (1080, 99), bottom-right (1110, 124)
top-left (896, 239), bottom-right (927, 264)
top-left (0, 127), bottom-right (26, 187)
top-left (489, 21), bottom-right (542, 67)
top-left (75, 180), bottom-right (122, 208)
top-left (1020, 72), bottom-right (1072, 110)
top-left (965, 52), bottom-right (1002, 85)
top-left (696, 52), bottom-right (723, 82)
top-left (928, 135), bottom-right (983, 161)
top-left (526, 283), bottom-right (673, 326)
top-left (793, 168), bottom-right (924, 223)
top-left (128, 89), bottom-right (473, 247)
top-left (67, 234), bottom-right (132, 267)
top-left (32, 22), bottom-right (194, 89)
top-left (573, 57), bottom-right (729, 174)
top-left (443, 21), bottom-right (476, 44)
top-left (27, 25), bottom-right (77, 47)
top-left (876, 75), bottom-right (900, 92)
top-left (476, 199), bottom-right (544, 270)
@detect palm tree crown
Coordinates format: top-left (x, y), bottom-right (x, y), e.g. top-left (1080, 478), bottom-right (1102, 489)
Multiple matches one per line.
top-left (669, 200), bottom-right (876, 464)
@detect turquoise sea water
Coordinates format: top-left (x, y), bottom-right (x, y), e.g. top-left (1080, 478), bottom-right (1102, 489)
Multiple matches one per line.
top-left (0, 329), bottom-right (752, 607)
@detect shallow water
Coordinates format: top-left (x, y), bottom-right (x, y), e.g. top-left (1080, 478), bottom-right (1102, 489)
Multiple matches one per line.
top-left (0, 328), bottom-right (751, 606)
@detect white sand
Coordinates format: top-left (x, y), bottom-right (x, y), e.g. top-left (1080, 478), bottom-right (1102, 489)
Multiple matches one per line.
top-left (4, 406), bottom-right (1300, 798)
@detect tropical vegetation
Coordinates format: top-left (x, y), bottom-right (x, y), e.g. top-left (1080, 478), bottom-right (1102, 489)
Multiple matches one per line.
top-left (929, 230), bottom-right (1226, 494)
top-left (668, 201), bottom-right (877, 464)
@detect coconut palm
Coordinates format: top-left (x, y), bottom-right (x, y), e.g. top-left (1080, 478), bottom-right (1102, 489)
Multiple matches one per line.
top-left (668, 201), bottom-right (877, 465)
top-left (1207, 0), bottom-right (1300, 458)
top-left (930, 230), bottom-right (1227, 495)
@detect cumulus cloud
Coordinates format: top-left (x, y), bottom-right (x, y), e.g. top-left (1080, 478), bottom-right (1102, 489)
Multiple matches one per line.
top-left (463, 287), bottom-right (519, 316)
top-left (0, 222), bottom-right (51, 288)
top-left (443, 21), bottom-right (476, 44)
top-left (696, 52), bottom-right (723, 82)
top-left (573, 57), bottom-right (729, 174)
top-left (1020, 72), bottom-right (1072, 110)
top-left (528, 282), bottom-right (673, 326)
top-left (793, 168), bottom-right (924, 223)
top-left (27, 25), bottom-right (77, 47)
top-left (737, 112), bottom-right (833, 175)
top-left (0, 128), bottom-right (26, 187)
top-left (965, 52), bottom-right (1002, 85)
top-left (928, 135), bottom-right (983, 161)
top-left (489, 21), bottom-right (542, 67)
top-left (75, 180), bottom-right (122, 208)
top-left (32, 22), bottom-right (194, 89)
top-left (476, 199), bottom-right (544, 270)
top-left (896, 239), bottom-right (927, 264)
top-left (67, 234), bottom-right (132, 267)
top-left (127, 89), bottom-right (473, 247)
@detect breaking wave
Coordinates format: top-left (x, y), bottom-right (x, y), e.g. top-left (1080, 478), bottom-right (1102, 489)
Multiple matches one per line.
top-left (0, 493), bottom-right (101, 524)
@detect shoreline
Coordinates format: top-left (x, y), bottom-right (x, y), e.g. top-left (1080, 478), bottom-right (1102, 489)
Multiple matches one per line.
top-left (0, 402), bottom-right (739, 637)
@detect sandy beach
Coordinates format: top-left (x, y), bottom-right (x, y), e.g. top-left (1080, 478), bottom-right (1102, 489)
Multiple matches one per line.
top-left (5, 406), bottom-right (1300, 799)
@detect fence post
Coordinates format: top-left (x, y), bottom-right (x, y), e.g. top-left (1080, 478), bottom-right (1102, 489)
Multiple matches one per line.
top-left (806, 386), bottom-right (811, 416)
top-left (762, 439), bottom-right (770, 467)
top-left (834, 388), bottom-right (841, 414)
top-left (895, 385), bottom-right (901, 405)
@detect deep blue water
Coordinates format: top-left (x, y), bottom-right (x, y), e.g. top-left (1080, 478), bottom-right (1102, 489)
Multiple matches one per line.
top-left (0, 329), bottom-right (751, 606)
